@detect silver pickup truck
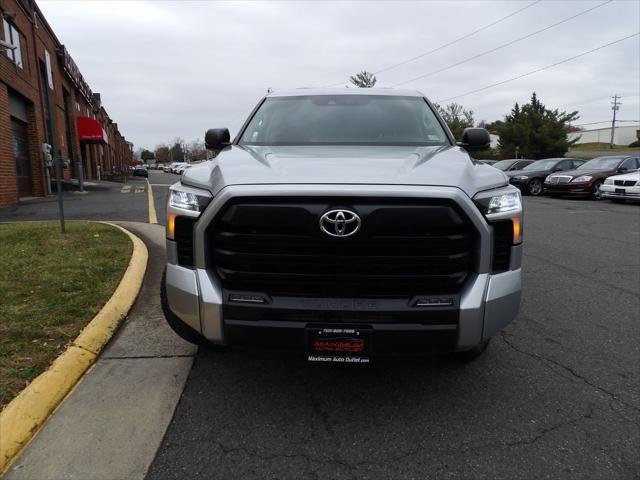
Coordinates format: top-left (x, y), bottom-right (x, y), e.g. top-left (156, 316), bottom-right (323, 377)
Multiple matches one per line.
top-left (161, 89), bottom-right (522, 362)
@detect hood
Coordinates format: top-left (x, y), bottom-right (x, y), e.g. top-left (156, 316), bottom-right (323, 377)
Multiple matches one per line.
top-left (181, 145), bottom-right (507, 198)
top-left (548, 168), bottom-right (615, 179)
top-left (607, 171), bottom-right (640, 182)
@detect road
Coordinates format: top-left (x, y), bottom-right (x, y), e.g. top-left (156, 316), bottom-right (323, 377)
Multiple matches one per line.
top-left (146, 196), bottom-right (640, 479)
top-left (0, 169), bottom-right (175, 226)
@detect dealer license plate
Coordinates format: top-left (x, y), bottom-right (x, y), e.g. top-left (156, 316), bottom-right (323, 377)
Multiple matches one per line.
top-left (306, 326), bottom-right (371, 364)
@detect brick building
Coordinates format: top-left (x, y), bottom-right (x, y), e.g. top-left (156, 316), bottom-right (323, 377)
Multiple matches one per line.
top-left (0, 0), bottom-right (133, 207)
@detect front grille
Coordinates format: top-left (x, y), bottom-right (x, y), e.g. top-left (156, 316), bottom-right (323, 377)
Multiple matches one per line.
top-left (614, 180), bottom-right (637, 186)
top-left (175, 217), bottom-right (195, 266)
top-left (207, 197), bottom-right (477, 297)
top-left (492, 220), bottom-right (512, 272)
top-left (549, 176), bottom-right (572, 184)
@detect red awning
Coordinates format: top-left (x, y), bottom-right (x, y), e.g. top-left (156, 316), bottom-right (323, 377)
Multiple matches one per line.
top-left (76, 116), bottom-right (108, 144)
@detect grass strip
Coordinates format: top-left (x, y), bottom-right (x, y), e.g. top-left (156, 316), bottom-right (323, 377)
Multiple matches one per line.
top-left (0, 221), bottom-right (131, 408)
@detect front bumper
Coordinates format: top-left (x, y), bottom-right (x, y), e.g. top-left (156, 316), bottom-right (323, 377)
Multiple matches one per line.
top-left (165, 255), bottom-right (522, 353)
top-left (543, 181), bottom-right (592, 196)
top-left (600, 184), bottom-right (640, 199)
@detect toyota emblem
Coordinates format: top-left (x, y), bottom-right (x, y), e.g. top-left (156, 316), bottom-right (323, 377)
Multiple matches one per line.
top-left (320, 209), bottom-right (361, 237)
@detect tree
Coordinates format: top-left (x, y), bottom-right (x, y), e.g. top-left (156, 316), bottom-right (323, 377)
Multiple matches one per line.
top-left (497, 92), bottom-right (579, 159)
top-left (435, 102), bottom-right (474, 141)
top-left (187, 139), bottom-right (207, 162)
top-left (140, 149), bottom-right (155, 163)
top-left (170, 143), bottom-right (184, 162)
top-left (155, 144), bottom-right (170, 164)
top-left (349, 70), bottom-right (377, 88)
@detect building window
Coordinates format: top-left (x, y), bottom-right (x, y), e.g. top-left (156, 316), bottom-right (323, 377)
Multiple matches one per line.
top-left (2, 19), bottom-right (23, 68)
top-left (76, 102), bottom-right (80, 111)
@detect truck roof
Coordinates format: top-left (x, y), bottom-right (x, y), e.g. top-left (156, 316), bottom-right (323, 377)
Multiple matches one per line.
top-left (266, 88), bottom-right (425, 98)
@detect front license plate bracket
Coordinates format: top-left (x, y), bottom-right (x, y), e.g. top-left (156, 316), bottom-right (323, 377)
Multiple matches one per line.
top-left (306, 326), bottom-right (371, 364)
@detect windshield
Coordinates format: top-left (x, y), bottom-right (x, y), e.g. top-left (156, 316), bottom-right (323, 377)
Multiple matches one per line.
top-left (239, 95), bottom-right (449, 146)
top-left (492, 160), bottom-right (517, 171)
top-left (523, 159), bottom-right (560, 171)
top-left (578, 157), bottom-right (623, 170)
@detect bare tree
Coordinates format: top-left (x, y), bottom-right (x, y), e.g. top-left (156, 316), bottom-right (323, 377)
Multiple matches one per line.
top-left (349, 70), bottom-right (377, 88)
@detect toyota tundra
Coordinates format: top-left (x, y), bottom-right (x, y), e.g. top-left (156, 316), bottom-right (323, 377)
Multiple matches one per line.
top-left (161, 89), bottom-right (523, 362)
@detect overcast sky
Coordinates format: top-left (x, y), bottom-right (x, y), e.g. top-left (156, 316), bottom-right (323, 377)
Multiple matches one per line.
top-left (39, 0), bottom-right (639, 150)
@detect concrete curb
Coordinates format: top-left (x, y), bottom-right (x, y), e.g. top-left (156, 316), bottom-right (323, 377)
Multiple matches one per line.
top-left (0, 222), bottom-right (149, 474)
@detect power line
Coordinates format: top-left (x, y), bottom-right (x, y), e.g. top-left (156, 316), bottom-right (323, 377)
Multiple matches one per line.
top-left (571, 120), bottom-right (639, 127)
top-left (557, 93), bottom-right (640, 109)
top-left (373, 0), bottom-right (542, 76)
top-left (434, 32), bottom-right (640, 103)
top-left (322, 0), bottom-right (542, 88)
top-left (392, 0), bottom-right (612, 87)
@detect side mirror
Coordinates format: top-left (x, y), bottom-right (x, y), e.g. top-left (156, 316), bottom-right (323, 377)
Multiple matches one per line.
top-left (552, 167), bottom-right (562, 172)
top-left (458, 128), bottom-right (491, 151)
top-left (617, 167), bottom-right (628, 173)
top-left (205, 128), bottom-right (231, 150)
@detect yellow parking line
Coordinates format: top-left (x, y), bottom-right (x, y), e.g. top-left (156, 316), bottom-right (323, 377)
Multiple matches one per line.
top-left (146, 179), bottom-right (158, 224)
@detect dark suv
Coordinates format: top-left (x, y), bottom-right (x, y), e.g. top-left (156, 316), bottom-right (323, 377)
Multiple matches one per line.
top-left (544, 156), bottom-right (640, 199)
top-left (508, 158), bottom-right (584, 196)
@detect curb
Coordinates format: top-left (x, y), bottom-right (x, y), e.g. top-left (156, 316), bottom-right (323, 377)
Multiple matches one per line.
top-left (0, 222), bottom-right (149, 474)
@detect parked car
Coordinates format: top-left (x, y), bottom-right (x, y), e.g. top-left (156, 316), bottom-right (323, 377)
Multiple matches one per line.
top-left (171, 162), bottom-right (189, 174)
top-left (544, 156), bottom-right (640, 199)
top-left (132, 165), bottom-right (148, 177)
top-left (174, 164), bottom-right (191, 175)
top-left (600, 170), bottom-right (640, 202)
top-left (492, 159), bottom-right (535, 172)
top-left (162, 88), bottom-right (523, 362)
top-left (163, 164), bottom-right (173, 173)
top-left (476, 159), bottom-right (497, 166)
top-left (508, 158), bottom-right (585, 196)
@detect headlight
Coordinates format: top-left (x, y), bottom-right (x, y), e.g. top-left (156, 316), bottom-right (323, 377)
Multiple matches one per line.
top-left (474, 187), bottom-right (523, 245)
top-left (545, 175), bottom-right (552, 182)
top-left (512, 176), bottom-right (528, 181)
top-left (604, 178), bottom-right (613, 185)
top-left (169, 186), bottom-right (212, 213)
top-left (167, 184), bottom-right (213, 240)
top-left (571, 175), bottom-right (592, 183)
top-left (474, 187), bottom-right (522, 218)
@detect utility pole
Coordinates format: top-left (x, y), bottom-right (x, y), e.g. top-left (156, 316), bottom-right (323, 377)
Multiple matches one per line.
top-left (610, 95), bottom-right (621, 149)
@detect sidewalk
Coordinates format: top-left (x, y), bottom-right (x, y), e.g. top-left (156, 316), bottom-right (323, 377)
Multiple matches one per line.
top-left (3, 222), bottom-right (196, 480)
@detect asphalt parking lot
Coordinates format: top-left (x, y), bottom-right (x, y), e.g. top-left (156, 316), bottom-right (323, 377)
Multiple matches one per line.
top-left (146, 196), bottom-right (640, 480)
top-left (0, 170), bottom-right (175, 226)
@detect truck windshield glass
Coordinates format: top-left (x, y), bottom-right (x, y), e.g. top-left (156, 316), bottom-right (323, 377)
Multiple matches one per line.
top-left (239, 95), bottom-right (449, 146)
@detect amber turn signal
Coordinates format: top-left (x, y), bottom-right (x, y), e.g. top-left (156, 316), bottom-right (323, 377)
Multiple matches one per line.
top-left (167, 213), bottom-right (176, 240)
top-left (512, 217), bottom-right (522, 244)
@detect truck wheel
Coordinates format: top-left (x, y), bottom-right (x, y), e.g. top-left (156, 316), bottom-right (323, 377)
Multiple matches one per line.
top-left (452, 339), bottom-right (491, 362)
top-left (160, 267), bottom-right (209, 346)
top-left (527, 179), bottom-right (543, 196)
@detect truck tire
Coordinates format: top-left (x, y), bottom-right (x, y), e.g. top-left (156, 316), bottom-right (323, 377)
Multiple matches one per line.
top-left (160, 267), bottom-right (209, 346)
